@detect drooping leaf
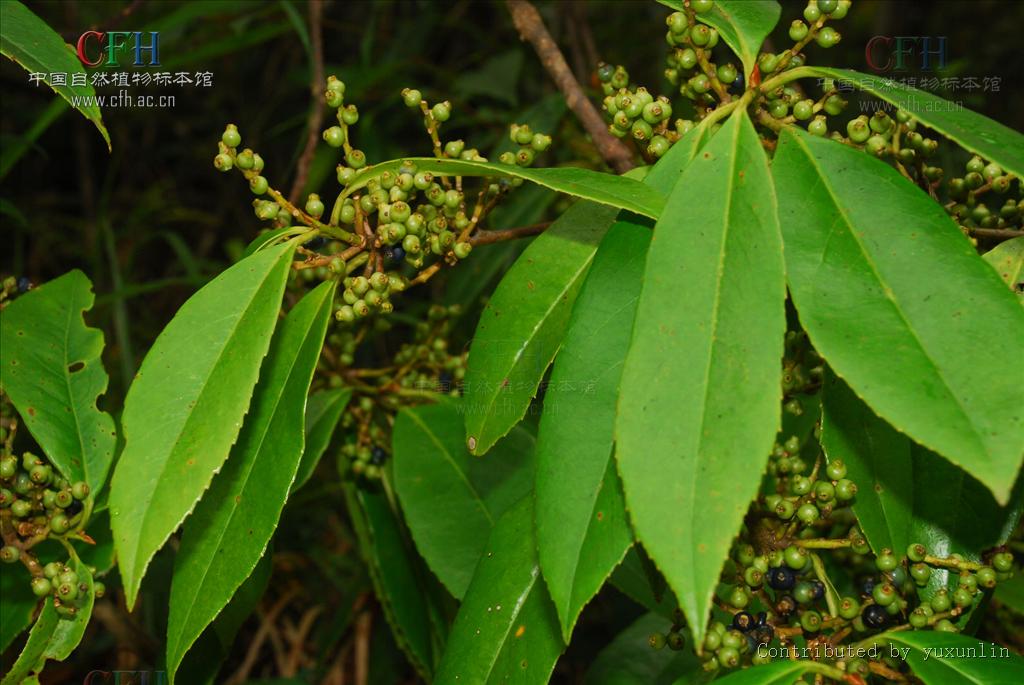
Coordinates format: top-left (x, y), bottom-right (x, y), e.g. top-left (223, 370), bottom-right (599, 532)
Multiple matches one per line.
top-left (175, 553), bottom-right (272, 685)
top-left (982, 236), bottom-right (1024, 301)
top-left (773, 127), bottom-right (1024, 503)
top-left (616, 111), bottom-right (785, 647)
top-left (434, 497), bottom-right (565, 685)
top-left (463, 200), bottom-right (619, 454)
top-left (886, 631), bottom-right (1024, 684)
top-left (692, 661), bottom-right (813, 685)
top-left (0, 1), bottom-right (110, 148)
top-left (344, 484), bottom-right (444, 680)
top-left (110, 242), bottom-right (296, 609)
top-left (585, 612), bottom-right (707, 685)
top-left (393, 400), bottom-right (535, 600)
top-left (656, 0), bottom-right (781, 81)
top-left (0, 270), bottom-right (116, 492)
top-left (806, 67), bottom-right (1024, 178)
top-left (166, 280), bottom-right (335, 683)
top-left (0, 567), bottom-right (37, 653)
top-left (535, 122), bottom-right (712, 641)
top-left (820, 372), bottom-right (914, 556)
top-left (0, 601), bottom-right (58, 685)
top-left (291, 387), bottom-right (353, 493)
top-left (343, 157), bottom-right (664, 220)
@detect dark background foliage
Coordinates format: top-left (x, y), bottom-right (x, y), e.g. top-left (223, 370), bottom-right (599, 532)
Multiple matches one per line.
top-left (1, 1), bottom-right (1022, 682)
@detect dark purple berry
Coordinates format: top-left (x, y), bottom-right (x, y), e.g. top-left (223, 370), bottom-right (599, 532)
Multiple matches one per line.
top-left (809, 579), bottom-right (825, 600)
top-left (304, 236), bottom-right (327, 251)
top-left (390, 246), bottom-right (406, 263)
top-left (732, 73), bottom-right (744, 92)
top-left (731, 611), bottom-right (755, 632)
top-left (370, 447), bottom-right (387, 465)
top-left (768, 566), bottom-right (796, 590)
top-left (751, 624), bottom-right (774, 646)
top-left (862, 604), bottom-right (888, 629)
top-left (17, 277), bottom-right (30, 292)
top-left (756, 611), bottom-right (768, 626)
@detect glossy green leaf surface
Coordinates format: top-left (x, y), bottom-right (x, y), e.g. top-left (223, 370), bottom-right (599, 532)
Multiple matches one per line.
top-left (585, 612), bottom-right (705, 685)
top-left (693, 661), bottom-right (813, 685)
top-left (0, 1), bottom-right (110, 148)
top-left (616, 112), bottom-right (785, 646)
top-left (657, 0), bottom-right (781, 81)
top-left (241, 226), bottom-right (311, 260)
top-left (41, 556), bottom-right (93, 662)
top-left (807, 67), bottom-right (1024, 178)
top-left (0, 568), bottom-right (37, 653)
top-left (887, 631), bottom-right (1024, 684)
top-left (291, 387), bottom-right (352, 493)
top-left (110, 242), bottom-right (295, 609)
top-left (393, 400), bottom-right (535, 599)
top-left (982, 236), bottom-right (1024, 302)
top-left (463, 200), bottom-right (619, 455)
top-left (773, 127), bottom-right (1024, 503)
top-left (435, 497), bottom-right (564, 685)
top-left (821, 372), bottom-right (913, 555)
top-left (344, 157), bottom-right (664, 220)
top-left (995, 573), bottom-right (1024, 614)
top-left (1, 601), bottom-right (57, 685)
top-left (345, 484), bottom-right (442, 680)
top-left (534, 223), bottom-right (644, 640)
top-left (0, 270), bottom-right (116, 491)
top-left (166, 281), bottom-right (335, 683)
top-left (535, 123), bottom-right (711, 641)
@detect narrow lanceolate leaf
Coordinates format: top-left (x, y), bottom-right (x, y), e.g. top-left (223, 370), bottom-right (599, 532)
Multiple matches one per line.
top-left (807, 67), bottom-right (1024, 178)
top-left (344, 158), bottom-right (664, 220)
top-left (886, 631), bottom-right (1024, 684)
top-left (291, 387), bottom-right (353, 493)
top-left (585, 612), bottom-right (706, 685)
top-left (344, 484), bottom-right (443, 680)
top-left (820, 372), bottom-right (913, 556)
top-left (0, 270), bottom-right (115, 492)
top-left (535, 223), bottom-right (646, 640)
top-left (463, 200), bottom-right (619, 454)
top-left (982, 236), bottom-right (1024, 301)
top-left (773, 127), bottom-right (1024, 503)
top-left (616, 111), bottom-right (785, 648)
top-left (0, 1), bottom-right (110, 148)
top-left (656, 0), bottom-right (781, 81)
top-left (536, 123), bottom-right (712, 641)
top-left (166, 281), bottom-right (335, 683)
top-left (435, 497), bottom-right (565, 685)
top-left (0, 601), bottom-right (58, 685)
top-left (393, 400), bottom-right (535, 600)
top-left (110, 242), bottom-right (295, 609)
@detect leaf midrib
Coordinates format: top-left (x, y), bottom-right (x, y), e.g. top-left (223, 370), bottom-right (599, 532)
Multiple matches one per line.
top-left (167, 296), bottom-right (326, 669)
top-left (61, 286), bottom-right (88, 485)
top-left (479, 565), bottom-right (541, 682)
top-left (788, 132), bottom-right (990, 463)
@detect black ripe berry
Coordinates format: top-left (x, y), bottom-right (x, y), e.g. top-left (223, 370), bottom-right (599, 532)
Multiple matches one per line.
top-left (751, 624), bottom-right (774, 646)
top-left (862, 604), bottom-right (888, 629)
top-left (731, 611), bottom-right (755, 632)
top-left (859, 575), bottom-right (878, 596)
top-left (390, 246), bottom-right (406, 263)
top-left (17, 277), bottom-right (30, 292)
top-left (768, 566), bottom-right (796, 590)
top-left (304, 236), bottom-right (327, 251)
top-left (732, 72), bottom-right (744, 92)
top-left (65, 499), bottom-right (84, 517)
top-left (370, 447), bottom-right (388, 465)
top-left (809, 579), bottom-right (826, 600)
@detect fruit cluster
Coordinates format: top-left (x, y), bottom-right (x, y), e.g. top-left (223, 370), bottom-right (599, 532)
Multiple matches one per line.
top-left (215, 77), bottom-right (553, 327)
top-left (0, 436), bottom-right (102, 619)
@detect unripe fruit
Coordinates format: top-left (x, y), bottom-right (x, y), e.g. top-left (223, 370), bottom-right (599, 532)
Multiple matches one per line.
top-left (250, 176), bottom-right (269, 195)
top-left (324, 126), bottom-right (345, 148)
top-left (807, 116), bottom-right (828, 137)
top-left (0, 546), bottom-right (20, 563)
top-left (221, 125), bottom-right (241, 148)
top-left (214, 154), bottom-right (233, 172)
top-left (305, 194), bottom-right (325, 219)
top-left (402, 88), bottom-right (422, 108)
top-left (454, 242), bottom-right (472, 259)
top-left (789, 20), bottom-right (809, 42)
top-left (431, 101), bottom-right (452, 122)
top-left (31, 577), bottom-right (52, 597)
top-left (50, 513), bottom-right (71, 534)
top-left (235, 149), bottom-right (255, 170)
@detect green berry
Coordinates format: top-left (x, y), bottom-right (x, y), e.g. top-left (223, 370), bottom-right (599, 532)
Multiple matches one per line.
top-left (678, 48), bottom-right (698, 70)
top-left (717, 646), bottom-right (740, 669)
top-left (803, 4), bottom-right (821, 22)
top-left (50, 513), bottom-right (70, 534)
top-left (935, 619), bottom-right (958, 633)
top-left (57, 582), bottom-right (78, 601)
top-left (323, 126), bottom-right (345, 148)
top-left (953, 587), bottom-right (973, 608)
top-left (823, 94), bottom-right (847, 116)
top-left (249, 176), bottom-right (269, 195)
top-left (930, 589), bottom-right (951, 612)
top-left (94, 581), bottom-right (106, 598)
top-left (818, 0), bottom-right (838, 13)
top-left (235, 149), bottom-right (255, 170)
top-left (975, 567), bottom-right (997, 589)
top-left (793, 99), bottom-right (814, 121)
top-left (29, 464), bottom-right (51, 484)
top-left (813, 480), bottom-right (836, 503)
top-left (800, 610), bottom-right (822, 632)
top-left (648, 632), bottom-right (666, 650)
top-left (784, 545), bottom-right (809, 570)
top-left (11, 500), bottom-right (31, 518)
top-left (43, 562), bottom-right (61, 579)
top-left (402, 88), bottom-right (422, 108)
top-left (815, 27), bottom-right (840, 48)
top-left (789, 20), bottom-right (809, 42)
top-left (689, 74), bottom-right (711, 94)
top-left (807, 116), bottom-right (828, 137)
top-left (838, 596), bottom-right (860, 620)
top-left (907, 543), bottom-right (927, 563)
top-left (335, 306), bottom-right (355, 323)
top-left (454, 242), bottom-right (472, 259)
top-left (775, 499), bottom-right (797, 520)
top-left (875, 549), bottom-right (898, 572)
top-left (835, 479), bottom-right (857, 501)
top-left (692, 0), bottom-right (713, 13)
top-left (213, 153), bottom-right (233, 172)
top-left (768, 99), bottom-right (789, 119)
top-left (727, 586), bottom-right (749, 609)
top-left (341, 104), bottom-right (359, 125)
top-left (797, 502), bottom-right (820, 524)
top-left (992, 552), bottom-right (1013, 573)
top-left (866, 134), bottom-right (888, 157)
top-left (431, 101), bottom-right (452, 122)
top-left (55, 490), bottom-right (73, 508)
top-left (827, 459), bottom-right (849, 482)
top-left (221, 125), bottom-right (241, 148)
top-left (908, 607), bottom-right (930, 628)
top-left (71, 481), bottom-right (89, 501)
top-left (794, 582), bottom-right (815, 604)
top-left (31, 577), bottom-right (52, 597)
top-left (909, 563), bottom-right (931, 585)
top-left (873, 582), bottom-right (897, 606)
top-left (0, 546), bottom-right (20, 563)
top-left (703, 630), bottom-right (722, 651)
top-left (965, 156), bottom-right (985, 174)
top-left (666, 630), bottom-right (685, 650)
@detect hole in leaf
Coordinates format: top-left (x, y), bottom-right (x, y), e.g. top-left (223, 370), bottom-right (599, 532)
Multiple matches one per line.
top-left (68, 361), bottom-right (85, 373)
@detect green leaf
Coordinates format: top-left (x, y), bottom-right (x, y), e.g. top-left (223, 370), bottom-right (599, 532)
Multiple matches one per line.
top-left (110, 242), bottom-right (296, 609)
top-left (535, 222), bottom-right (644, 640)
top-left (616, 111), bottom-right (785, 647)
top-left (463, 200), bottom-right (619, 454)
top-left (609, 548), bottom-right (678, 619)
top-left (434, 497), bottom-right (565, 685)
top-left (982, 236), bottom-right (1024, 301)
top-left (393, 400), bottom-right (535, 600)
top-left (0, 270), bottom-right (116, 492)
top-left (805, 67), bottom-right (1024, 178)
top-left (885, 631), bottom-right (1024, 683)
top-left (241, 226), bottom-right (311, 260)
top-left (41, 556), bottom-right (93, 662)
top-left (656, 0), bottom-right (781, 81)
top-left (343, 157), bottom-right (664, 220)
top-left (773, 127), bottom-right (1024, 504)
top-left (1, 602), bottom-right (57, 685)
top-left (166, 280), bottom-right (335, 683)
top-left (536, 122), bottom-right (712, 641)
top-left (0, 568), bottom-right (37, 653)
top-left (0, 1), bottom-right (110, 149)
top-left (344, 484), bottom-right (443, 680)
top-left (995, 573), bottom-right (1024, 614)
top-left (291, 387), bottom-right (353, 493)
top-left (820, 372), bottom-right (913, 556)
top-left (585, 612), bottom-right (706, 685)
top-left (692, 661), bottom-right (813, 685)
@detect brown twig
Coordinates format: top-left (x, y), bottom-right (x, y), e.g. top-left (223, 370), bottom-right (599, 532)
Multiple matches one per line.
top-left (288, 0), bottom-right (326, 205)
top-left (470, 221), bottom-right (551, 246)
top-left (354, 610), bottom-right (372, 685)
top-left (969, 227), bottom-right (1024, 241)
top-left (227, 588), bottom-right (299, 685)
top-left (506, 0), bottom-right (635, 174)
